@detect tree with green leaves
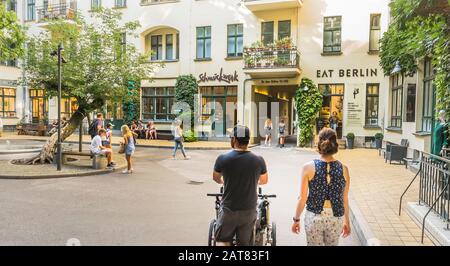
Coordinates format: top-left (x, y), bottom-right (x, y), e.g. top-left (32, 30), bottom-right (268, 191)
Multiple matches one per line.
top-left (380, 0), bottom-right (450, 121)
top-left (19, 8), bottom-right (156, 164)
top-left (0, 1), bottom-right (25, 62)
top-left (295, 78), bottom-right (323, 147)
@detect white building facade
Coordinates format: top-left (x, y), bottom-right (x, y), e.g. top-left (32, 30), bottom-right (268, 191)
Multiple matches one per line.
top-left (2, 0), bottom-right (395, 146)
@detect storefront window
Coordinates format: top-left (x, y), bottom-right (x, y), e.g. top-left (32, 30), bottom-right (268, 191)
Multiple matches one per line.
top-left (365, 84), bottom-right (379, 126)
top-left (30, 89), bottom-right (48, 123)
top-left (0, 88), bottom-right (16, 117)
top-left (200, 86), bottom-right (238, 137)
top-left (406, 84), bottom-right (416, 122)
top-left (142, 87), bottom-right (175, 121)
top-left (61, 97), bottom-right (78, 119)
top-left (422, 58), bottom-right (434, 132)
top-left (318, 84), bottom-right (344, 138)
top-left (323, 16), bottom-right (341, 53)
top-left (227, 24), bottom-right (243, 57)
top-left (390, 73), bottom-right (403, 128)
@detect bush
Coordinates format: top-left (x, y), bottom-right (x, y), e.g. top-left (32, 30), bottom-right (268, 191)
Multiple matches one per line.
top-left (374, 133), bottom-right (384, 140)
top-left (295, 78), bottom-right (323, 147)
top-left (183, 130), bottom-right (197, 142)
top-left (346, 133), bottom-right (355, 140)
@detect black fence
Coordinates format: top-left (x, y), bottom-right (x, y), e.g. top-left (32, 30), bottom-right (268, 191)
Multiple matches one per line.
top-left (244, 47), bottom-right (300, 69)
top-left (400, 151), bottom-right (450, 243)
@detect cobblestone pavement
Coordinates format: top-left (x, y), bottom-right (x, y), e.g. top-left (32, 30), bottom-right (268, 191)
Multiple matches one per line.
top-left (333, 148), bottom-right (434, 246)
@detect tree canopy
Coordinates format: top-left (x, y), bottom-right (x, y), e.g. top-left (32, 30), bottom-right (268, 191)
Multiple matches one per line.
top-left (19, 8), bottom-right (157, 164)
top-left (0, 2), bottom-right (25, 62)
top-left (23, 8), bottom-right (156, 114)
top-left (379, 0), bottom-right (450, 114)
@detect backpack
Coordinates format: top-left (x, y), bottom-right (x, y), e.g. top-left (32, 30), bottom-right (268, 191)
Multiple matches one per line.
top-left (88, 119), bottom-right (98, 137)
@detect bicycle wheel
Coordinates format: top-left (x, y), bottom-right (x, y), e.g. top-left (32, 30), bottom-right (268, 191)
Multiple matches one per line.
top-left (208, 219), bottom-right (217, 246)
top-left (270, 222), bottom-right (277, 246)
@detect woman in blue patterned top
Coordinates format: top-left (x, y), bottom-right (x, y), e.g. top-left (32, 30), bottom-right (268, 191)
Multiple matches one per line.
top-left (291, 128), bottom-right (351, 246)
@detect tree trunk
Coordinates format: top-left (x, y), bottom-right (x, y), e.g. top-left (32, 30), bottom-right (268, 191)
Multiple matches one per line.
top-left (14, 108), bottom-right (86, 165)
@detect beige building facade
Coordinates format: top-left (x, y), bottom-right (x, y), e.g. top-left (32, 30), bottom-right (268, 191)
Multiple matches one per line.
top-left (2, 0), bottom-right (403, 148)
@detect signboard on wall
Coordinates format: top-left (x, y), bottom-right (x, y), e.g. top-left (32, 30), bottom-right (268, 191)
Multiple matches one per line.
top-left (0, 79), bottom-right (17, 87)
top-left (198, 68), bottom-right (238, 84)
top-left (345, 83), bottom-right (365, 128)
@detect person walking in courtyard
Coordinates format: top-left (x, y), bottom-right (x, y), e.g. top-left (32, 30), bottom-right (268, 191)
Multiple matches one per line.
top-left (278, 120), bottom-right (286, 148)
top-left (120, 125), bottom-right (136, 174)
top-left (88, 113), bottom-right (104, 139)
top-left (291, 127), bottom-right (351, 246)
top-left (212, 125), bottom-right (268, 246)
top-left (264, 119), bottom-right (272, 146)
top-left (329, 111), bottom-right (339, 132)
top-left (172, 119), bottom-right (188, 160)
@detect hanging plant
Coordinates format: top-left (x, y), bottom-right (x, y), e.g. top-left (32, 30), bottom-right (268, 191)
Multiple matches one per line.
top-left (295, 78), bottom-right (323, 147)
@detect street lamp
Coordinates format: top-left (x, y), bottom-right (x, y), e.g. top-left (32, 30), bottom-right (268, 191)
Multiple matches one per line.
top-left (51, 43), bottom-right (66, 171)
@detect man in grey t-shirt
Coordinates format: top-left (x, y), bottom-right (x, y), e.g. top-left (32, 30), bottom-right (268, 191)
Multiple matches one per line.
top-left (212, 126), bottom-right (268, 246)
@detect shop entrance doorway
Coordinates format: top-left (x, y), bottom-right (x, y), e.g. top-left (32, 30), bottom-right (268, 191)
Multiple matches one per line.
top-left (318, 84), bottom-right (344, 139)
top-left (254, 85), bottom-right (297, 143)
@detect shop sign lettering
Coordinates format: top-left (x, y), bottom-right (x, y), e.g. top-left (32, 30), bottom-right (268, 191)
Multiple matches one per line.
top-left (198, 68), bottom-right (239, 84)
top-left (316, 68), bottom-right (378, 78)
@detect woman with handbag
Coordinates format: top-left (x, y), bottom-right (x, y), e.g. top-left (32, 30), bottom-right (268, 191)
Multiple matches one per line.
top-left (120, 125), bottom-right (136, 174)
top-left (172, 120), bottom-right (188, 160)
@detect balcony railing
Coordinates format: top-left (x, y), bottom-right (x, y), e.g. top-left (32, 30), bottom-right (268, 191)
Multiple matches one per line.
top-left (140, 0), bottom-right (179, 5)
top-left (243, 47), bottom-right (300, 69)
top-left (36, 3), bottom-right (77, 23)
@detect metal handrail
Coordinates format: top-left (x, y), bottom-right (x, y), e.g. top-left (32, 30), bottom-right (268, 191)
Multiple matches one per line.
top-left (398, 151), bottom-right (450, 244)
top-left (421, 182), bottom-right (449, 243)
top-left (399, 152), bottom-right (422, 216)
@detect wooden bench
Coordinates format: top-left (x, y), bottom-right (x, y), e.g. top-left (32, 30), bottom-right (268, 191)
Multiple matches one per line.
top-left (62, 151), bottom-right (108, 169)
top-left (157, 130), bottom-right (173, 140)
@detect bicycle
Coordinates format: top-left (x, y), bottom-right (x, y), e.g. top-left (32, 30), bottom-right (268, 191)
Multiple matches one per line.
top-left (206, 187), bottom-right (277, 246)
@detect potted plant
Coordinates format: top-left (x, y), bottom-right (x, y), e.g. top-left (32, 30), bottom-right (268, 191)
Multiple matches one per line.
top-left (244, 56), bottom-right (255, 68)
top-left (346, 133), bottom-right (355, 149)
top-left (374, 133), bottom-right (383, 149)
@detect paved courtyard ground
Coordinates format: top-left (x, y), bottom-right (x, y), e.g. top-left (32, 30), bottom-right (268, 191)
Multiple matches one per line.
top-left (0, 145), bottom-right (359, 246)
top-left (0, 133), bottom-right (434, 246)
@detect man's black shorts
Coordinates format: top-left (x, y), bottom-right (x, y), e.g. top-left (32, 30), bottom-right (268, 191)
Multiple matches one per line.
top-left (214, 207), bottom-right (257, 246)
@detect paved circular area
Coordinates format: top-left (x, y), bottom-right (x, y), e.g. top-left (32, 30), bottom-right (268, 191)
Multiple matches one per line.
top-left (0, 144), bottom-right (127, 179)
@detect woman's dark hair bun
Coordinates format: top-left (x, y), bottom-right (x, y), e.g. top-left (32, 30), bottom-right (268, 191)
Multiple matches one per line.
top-left (317, 128), bottom-right (338, 155)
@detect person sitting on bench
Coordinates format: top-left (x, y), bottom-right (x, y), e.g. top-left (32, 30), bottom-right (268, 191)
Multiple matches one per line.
top-left (90, 128), bottom-right (114, 169)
